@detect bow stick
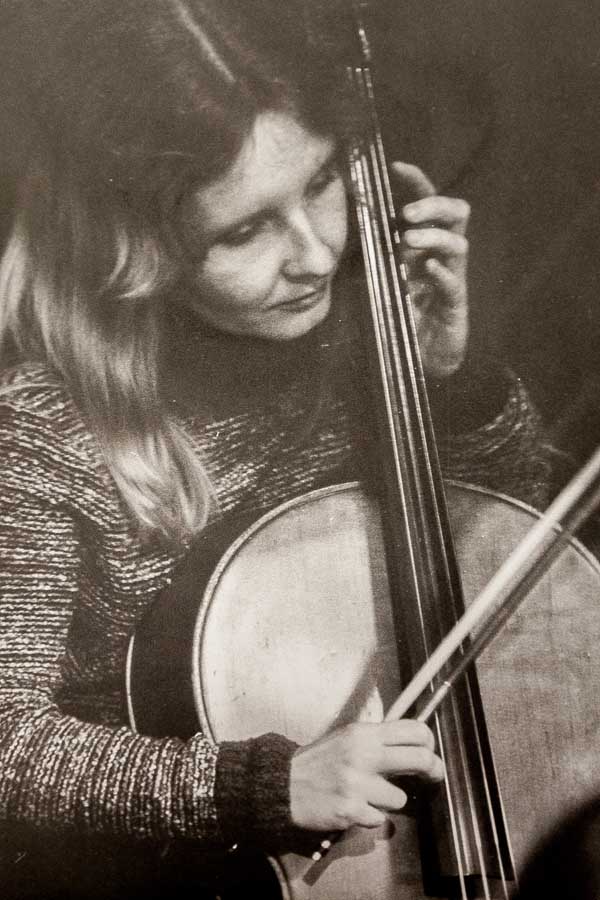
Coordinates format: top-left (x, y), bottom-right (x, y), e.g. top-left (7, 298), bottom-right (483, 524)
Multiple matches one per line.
top-left (387, 444), bottom-right (600, 723)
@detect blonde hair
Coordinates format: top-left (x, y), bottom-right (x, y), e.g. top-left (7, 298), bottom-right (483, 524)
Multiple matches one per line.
top-left (0, 0), bottom-right (354, 542)
top-left (0, 162), bottom-right (214, 541)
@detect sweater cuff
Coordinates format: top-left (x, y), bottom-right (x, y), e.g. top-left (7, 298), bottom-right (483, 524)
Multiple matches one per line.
top-left (215, 732), bottom-right (318, 855)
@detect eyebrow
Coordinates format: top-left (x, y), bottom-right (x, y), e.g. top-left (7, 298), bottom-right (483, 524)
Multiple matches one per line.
top-left (209, 145), bottom-right (341, 244)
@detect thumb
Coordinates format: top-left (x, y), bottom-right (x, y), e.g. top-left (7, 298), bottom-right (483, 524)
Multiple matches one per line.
top-left (391, 162), bottom-right (436, 203)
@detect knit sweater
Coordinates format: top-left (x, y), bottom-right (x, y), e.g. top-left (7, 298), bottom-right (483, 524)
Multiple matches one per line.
top-left (0, 312), bottom-right (553, 897)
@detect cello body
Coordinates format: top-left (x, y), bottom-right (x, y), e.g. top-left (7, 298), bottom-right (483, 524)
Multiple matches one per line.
top-left (127, 480), bottom-right (600, 899)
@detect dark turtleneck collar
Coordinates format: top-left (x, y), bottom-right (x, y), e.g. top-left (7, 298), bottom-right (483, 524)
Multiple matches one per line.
top-left (159, 295), bottom-right (358, 422)
top-left (159, 287), bottom-right (509, 437)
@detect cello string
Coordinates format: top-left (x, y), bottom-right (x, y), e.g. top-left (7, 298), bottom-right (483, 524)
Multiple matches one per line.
top-left (351, 116), bottom-right (483, 900)
top-left (348, 142), bottom-right (427, 616)
top-left (446, 669), bottom-right (510, 898)
top-left (350, 16), bottom-right (464, 685)
top-left (350, 140), bottom-right (474, 900)
top-left (348, 81), bottom-right (443, 649)
top-left (440, 709), bottom-right (494, 900)
top-left (394, 469), bottom-right (600, 892)
top-left (349, 32), bottom-right (517, 892)
top-left (341, 56), bottom-right (503, 895)
top-left (410, 450), bottom-right (600, 723)
top-left (353, 57), bottom-right (514, 893)
top-left (351, 63), bottom-right (502, 894)
top-left (354, 61), bottom-right (466, 665)
top-left (349, 56), bottom-right (478, 887)
top-left (351, 52), bottom-right (470, 626)
top-left (347, 7), bottom-right (514, 892)
top-left (352, 65), bottom-right (440, 643)
top-left (358, 62), bottom-right (468, 624)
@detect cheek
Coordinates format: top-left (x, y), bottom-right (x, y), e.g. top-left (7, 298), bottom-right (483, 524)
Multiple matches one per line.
top-left (192, 248), bottom-right (282, 312)
top-left (320, 182), bottom-right (349, 253)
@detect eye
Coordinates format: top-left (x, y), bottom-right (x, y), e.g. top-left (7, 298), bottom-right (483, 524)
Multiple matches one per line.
top-left (307, 162), bottom-right (342, 199)
top-left (219, 219), bottom-right (264, 248)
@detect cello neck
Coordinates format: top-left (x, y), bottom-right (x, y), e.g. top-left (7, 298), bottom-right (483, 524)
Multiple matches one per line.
top-left (345, 3), bottom-right (515, 894)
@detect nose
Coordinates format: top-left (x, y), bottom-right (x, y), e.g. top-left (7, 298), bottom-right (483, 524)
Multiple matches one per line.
top-left (283, 209), bottom-right (337, 281)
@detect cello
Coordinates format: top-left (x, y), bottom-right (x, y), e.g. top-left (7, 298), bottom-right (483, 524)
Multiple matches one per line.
top-left (126, 2), bottom-right (600, 896)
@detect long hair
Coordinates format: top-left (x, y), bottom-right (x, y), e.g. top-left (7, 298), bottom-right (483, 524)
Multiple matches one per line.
top-left (0, 0), bottom-right (355, 542)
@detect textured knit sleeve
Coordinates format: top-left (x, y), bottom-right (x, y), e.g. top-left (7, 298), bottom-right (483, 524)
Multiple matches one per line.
top-left (0, 481), bottom-right (222, 845)
top-left (0, 391), bottom-right (303, 864)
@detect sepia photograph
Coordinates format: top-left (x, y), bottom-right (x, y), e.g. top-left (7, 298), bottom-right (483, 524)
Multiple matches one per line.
top-left (0, 0), bottom-right (600, 897)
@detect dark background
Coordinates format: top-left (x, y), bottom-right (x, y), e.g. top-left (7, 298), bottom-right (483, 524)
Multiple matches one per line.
top-left (2, 0), bottom-right (600, 462)
top-left (369, 0), bottom-right (600, 463)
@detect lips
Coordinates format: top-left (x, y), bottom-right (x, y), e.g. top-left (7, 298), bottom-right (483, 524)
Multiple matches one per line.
top-left (276, 282), bottom-right (329, 310)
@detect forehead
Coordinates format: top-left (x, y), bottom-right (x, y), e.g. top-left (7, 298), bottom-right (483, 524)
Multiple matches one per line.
top-left (188, 111), bottom-right (337, 234)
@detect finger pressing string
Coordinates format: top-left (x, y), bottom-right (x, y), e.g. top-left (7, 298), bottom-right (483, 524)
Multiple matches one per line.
top-left (403, 196), bottom-right (471, 232)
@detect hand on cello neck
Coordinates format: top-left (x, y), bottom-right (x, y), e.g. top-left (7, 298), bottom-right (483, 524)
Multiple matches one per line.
top-left (392, 161), bottom-right (470, 379)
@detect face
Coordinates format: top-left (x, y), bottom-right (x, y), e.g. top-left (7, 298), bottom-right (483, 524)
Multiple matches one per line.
top-left (178, 110), bottom-right (348, 340)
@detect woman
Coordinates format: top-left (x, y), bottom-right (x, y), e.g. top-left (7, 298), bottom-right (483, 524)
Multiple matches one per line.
top-left (0, 0), bottom-right (552, 897)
